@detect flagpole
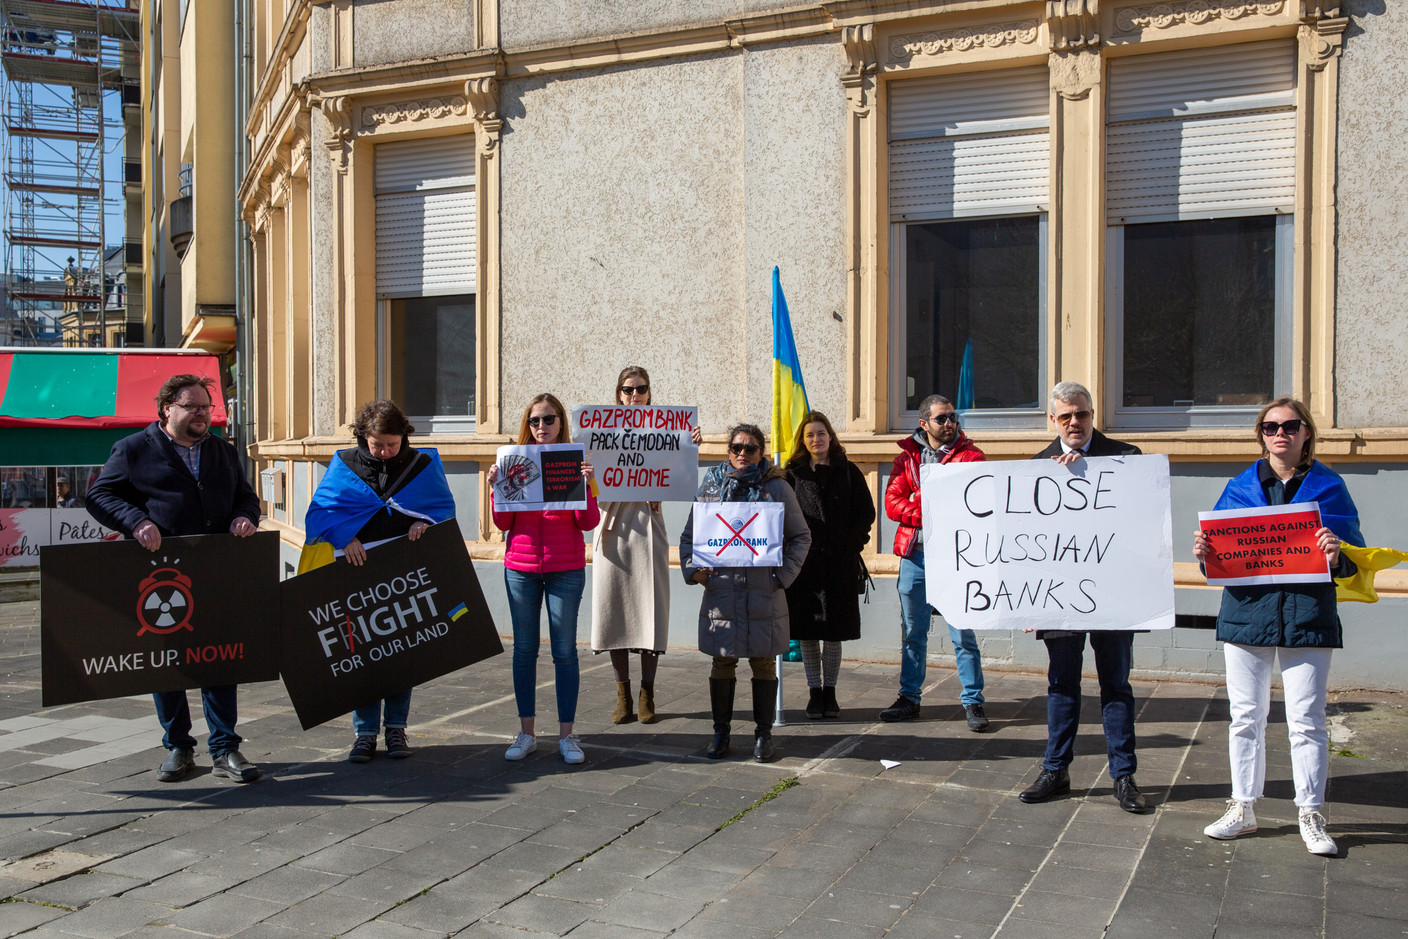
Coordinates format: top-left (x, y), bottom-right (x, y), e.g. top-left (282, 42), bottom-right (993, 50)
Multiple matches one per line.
top-left (774, 453), bottom-right (787, 728)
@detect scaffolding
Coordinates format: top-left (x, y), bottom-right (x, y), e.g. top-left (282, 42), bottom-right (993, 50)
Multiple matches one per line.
top-left (1, 0), bottom-right (137, 347)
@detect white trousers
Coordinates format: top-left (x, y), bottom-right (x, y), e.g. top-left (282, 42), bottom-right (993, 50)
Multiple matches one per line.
top-left (1224, 642), bottom-right (1333, 808)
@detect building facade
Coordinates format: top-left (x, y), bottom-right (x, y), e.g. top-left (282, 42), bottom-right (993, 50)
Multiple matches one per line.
top-left (237, 0), bottom-right (1408, 689)
top-left (141, 0), bottom-right (238, 352)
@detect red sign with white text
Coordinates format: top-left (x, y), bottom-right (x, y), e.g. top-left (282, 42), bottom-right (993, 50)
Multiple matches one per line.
top-left (1198, 503), bottom-right (1330, 586)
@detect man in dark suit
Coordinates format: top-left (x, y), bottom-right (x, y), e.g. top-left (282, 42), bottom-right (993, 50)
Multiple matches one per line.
top-left (87, 374), bottom-right (263, 784)
top-left (1019, 381), bottom-right (1147, 813)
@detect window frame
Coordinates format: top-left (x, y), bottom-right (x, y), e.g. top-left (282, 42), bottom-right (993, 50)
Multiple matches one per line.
top-left (1105, 213), bottom-right (1293, 431)
top-left (375, 296), bottom-right (477, 435)
top-left (889, 210), bottom-right (1050, 433)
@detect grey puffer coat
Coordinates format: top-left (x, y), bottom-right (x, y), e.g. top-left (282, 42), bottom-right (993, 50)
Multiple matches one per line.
top-left (680, 465), bottom-right (811, 659)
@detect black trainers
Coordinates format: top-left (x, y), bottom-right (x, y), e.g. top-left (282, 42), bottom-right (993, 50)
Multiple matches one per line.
top-left (964, 704), bottom-right (990, 732)
top-left (879, 695), bottom-right (920, 722)
top-left (384, 727), bottom-right (414, 759)
top-left (348, 735), bottom-right (377, 763)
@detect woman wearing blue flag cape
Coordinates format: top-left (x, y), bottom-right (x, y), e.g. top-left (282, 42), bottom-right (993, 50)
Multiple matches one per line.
top-left (302, 399), bottom-right (456, 764)
top-left (1192, 397), bottom-right (1360, 856)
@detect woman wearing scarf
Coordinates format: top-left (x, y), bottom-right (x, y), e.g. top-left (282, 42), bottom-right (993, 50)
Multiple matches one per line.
top-left (302, 399), bottom-right (456, 764)
top-left (591, 366), bottom-right (703, 725)
top-left (680, 424), bottom-right (810, 762)
top-left (1193, 397), bottom-right (1360, 856)
top-left (783, 411), bottom-right (875, 720)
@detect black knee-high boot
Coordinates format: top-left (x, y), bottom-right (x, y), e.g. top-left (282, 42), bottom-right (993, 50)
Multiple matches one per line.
top-left (752, 678), bottom-right (778, 762)
top-left (706, 678), bottom-right (735, 759)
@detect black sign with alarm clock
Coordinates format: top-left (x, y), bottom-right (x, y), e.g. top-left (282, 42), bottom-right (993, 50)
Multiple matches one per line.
top-left (39, 532), bottom-right (281, 706)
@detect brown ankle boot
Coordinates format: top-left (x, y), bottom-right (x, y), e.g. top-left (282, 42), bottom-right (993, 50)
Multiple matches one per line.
top-left (638, 682), bottom-right (657, 723)
top-left (612, 681), bottom-right (635, 724)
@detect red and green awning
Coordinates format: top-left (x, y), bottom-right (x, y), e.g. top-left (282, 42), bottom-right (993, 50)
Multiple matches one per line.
top-left (0, 350), bottom-right (228, 466)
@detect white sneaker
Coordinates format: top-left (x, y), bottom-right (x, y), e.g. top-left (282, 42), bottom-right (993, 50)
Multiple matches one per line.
top-left (1204, 800), bottom-right (1257, 840)
top-left (1299, 807), bottom-right (1337, 856)
top-left (504, 732), bottom-right (536, 761)
top-left (559, 734), bottom-right (585, 765)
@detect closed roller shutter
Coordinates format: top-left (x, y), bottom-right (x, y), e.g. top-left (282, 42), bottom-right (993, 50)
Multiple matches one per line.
top-left (1106, 41), bottom-right (1296, 223)
top-left (889, 66), bottom-right (1049, 220)
top-left (374, 136), bottom-right (475, 296)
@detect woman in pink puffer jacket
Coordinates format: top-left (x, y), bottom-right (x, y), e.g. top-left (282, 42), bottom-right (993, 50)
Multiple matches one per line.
top-left (489, 393), bottom-right (600, 765)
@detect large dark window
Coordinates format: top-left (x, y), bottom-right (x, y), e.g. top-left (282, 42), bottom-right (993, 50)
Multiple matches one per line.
top-left (1121, 216), bottom-right (1277, 409)
top-left (386, 294), bottom-right (475, 419)
top-left (903, 216), bottom-right (1041, 413)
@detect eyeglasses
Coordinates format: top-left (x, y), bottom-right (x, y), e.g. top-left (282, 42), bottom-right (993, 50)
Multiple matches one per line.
top-left (921, 413), bottom-right (957, 426)
top-left (527, 414), bottom-right (559, 428)
top-left (1260, 419), bottom-right (1304, 437)
top-left (728, 443), bottom-right (761, 456)
top-left (619, 384), bottom-right (649, 396)
top-left (171, 401), bottom-right (213, 413)
top-left (1054, 410), bottom-right (1093, 425)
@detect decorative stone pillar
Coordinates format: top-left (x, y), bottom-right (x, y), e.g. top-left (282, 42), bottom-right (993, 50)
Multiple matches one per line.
top-left (1047, 0), bottom-right (1105, 409)
top-left (840, 23), bottom-right (881, 432)
top-left (465, 75), bottom-right (504, 440)
top-left (1297, 1), bottom-right (1349, 422)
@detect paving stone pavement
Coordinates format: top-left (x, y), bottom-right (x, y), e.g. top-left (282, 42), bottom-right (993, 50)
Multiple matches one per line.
top-left (1, 597), bottom-right (1406, 938)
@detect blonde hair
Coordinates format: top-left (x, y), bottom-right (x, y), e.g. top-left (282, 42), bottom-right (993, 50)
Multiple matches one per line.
top-left (515, 393), bottom-right (571, 445)
top-left (1255, 396), bottom-right (1316, 465)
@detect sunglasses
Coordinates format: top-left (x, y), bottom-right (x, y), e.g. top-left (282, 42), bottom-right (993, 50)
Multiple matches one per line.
top-left (1260, 419), bottom-right (1304, 437)
top-left (527, 414), bottom-right (559, 428)
top-left (728, 443), bottom-right (761, 456)
top-left (922, 413), bottom-right (957, 426)
top-left (1054, 410), bottom-right (1093, 425)
top-left (619, 384), bottom-right (649, 396)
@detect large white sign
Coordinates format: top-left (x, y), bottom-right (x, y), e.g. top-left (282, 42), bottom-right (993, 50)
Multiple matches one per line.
top-left (919, 454), bottom-right (1175, 631)
top-left (572, 405), bottom-right (698, 502)
top-left (690, 502), bottom-right (785, 568)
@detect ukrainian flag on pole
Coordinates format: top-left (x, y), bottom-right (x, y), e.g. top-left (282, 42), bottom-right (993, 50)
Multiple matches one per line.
top-left (771, 266), bottom-right (809, 465)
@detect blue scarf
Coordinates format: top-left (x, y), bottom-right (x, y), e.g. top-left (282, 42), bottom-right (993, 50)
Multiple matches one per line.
top-left (1215, 459), bottom-right (1363, 547)
top-left (304, 448), bottom-right (456, 549)
top-left (698, 461), bottom-right (774, 503)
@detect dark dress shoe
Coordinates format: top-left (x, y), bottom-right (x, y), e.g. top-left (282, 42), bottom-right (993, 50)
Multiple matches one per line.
top-left (157, 747), bottom-right (195, 782)
top-left (1019, 767), bottom-right (1071, 803)
top-left (1113, 775), bottom-right (1147, 813)
top-left (964, 704), bottom-right (990, 732)
top-left (211, 750), bottom-right (261, 783)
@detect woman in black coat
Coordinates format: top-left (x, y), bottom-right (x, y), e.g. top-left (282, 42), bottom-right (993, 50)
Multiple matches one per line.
top-left (784, 411), bottom-right (876, 720)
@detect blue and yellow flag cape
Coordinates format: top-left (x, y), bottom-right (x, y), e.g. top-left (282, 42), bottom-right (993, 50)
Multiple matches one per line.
top-left (771, 266), bottom-right (809, 465)
top-left (298, 448), bottom-right (456, 574)
top-left (1213, 460), bottom-right (1407, 602)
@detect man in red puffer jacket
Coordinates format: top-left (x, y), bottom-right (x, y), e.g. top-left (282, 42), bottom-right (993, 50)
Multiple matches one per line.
top-left (880, 394), bottom-right (988, 730)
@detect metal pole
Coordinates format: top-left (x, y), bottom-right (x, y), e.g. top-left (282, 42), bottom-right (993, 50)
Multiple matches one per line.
top-left (774, 450), bottom-right (786, 727)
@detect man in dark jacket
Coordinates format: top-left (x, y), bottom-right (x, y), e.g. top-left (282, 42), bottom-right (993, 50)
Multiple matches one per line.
top-left (1019, 381), bottom-right (1147, 813)
top-left (880, 394), bottom-right (989, 730)
top-left (87, 374), bottom-right (262, 784)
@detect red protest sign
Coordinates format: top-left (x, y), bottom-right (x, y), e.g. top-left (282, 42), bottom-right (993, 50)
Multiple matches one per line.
top-left (1197, 503), bottom-right (1330, 586)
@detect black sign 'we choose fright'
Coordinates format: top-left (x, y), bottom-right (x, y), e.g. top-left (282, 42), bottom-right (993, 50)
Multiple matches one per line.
top-left (278, 520), bottom-right (502, 730)
top-left (39, 532), bottom-right (282, 707)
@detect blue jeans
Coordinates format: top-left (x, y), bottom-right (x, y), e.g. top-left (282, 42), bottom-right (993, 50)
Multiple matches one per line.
top-left (1043, 632), bottom-right (1137, 778)
top-left (898, 552), bottom-right (984, 705)
top-left (505, 568), bottom-right (585, 724)
top-left (353, 690), bottom-right (412, 736)
top-left (153, 685), bottom-right (240, 757)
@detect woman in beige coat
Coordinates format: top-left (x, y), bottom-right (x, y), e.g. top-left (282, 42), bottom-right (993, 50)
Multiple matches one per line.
top-left (591, 367), bottom-right (702, 723)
